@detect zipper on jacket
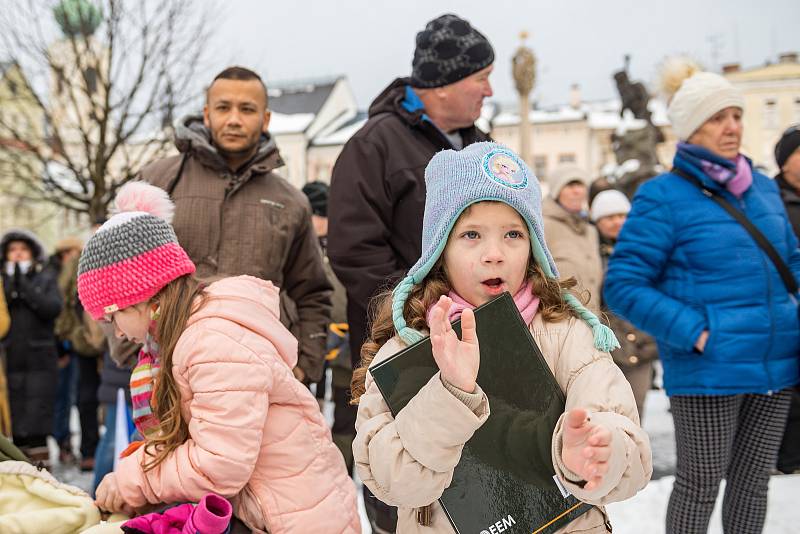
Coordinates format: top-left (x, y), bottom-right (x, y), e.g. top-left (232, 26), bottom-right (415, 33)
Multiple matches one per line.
top-left (737, 195), bottom-right (775, 392)
top-left (597, 506), bottom-right (613, 532)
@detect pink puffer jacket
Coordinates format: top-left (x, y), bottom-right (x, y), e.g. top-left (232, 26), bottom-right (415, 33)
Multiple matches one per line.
top-left (115, 276), bottom-right (360, 533)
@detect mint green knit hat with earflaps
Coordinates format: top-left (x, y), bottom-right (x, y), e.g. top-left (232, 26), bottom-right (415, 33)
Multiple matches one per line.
top-left (392, 142), bottom-right (619, 352)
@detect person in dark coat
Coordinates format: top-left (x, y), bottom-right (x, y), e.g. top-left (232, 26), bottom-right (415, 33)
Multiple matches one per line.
top-left (775, 124), bottom-right (800, 237)
top-left (328, 14), bottom-right (494, 532)
top-left (774, 124), bottom-right (800, 475)
top-left (329, 13), bottom-right (493, 371)
top-left (92, 345), bottom-right (132, 497)
top-left (1, 229), bottom-right (62, 466)
top-left (302, 181), bottom-right (356, 475)
top-left (50, 236), bottom-right (85, 466)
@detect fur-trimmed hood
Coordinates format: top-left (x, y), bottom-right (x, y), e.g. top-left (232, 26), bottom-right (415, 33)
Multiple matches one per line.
top-left (1, 228), bottom-right (46, 263)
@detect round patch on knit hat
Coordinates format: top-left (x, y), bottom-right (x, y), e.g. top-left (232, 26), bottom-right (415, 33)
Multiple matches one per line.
top-left (482, 148), bottom-right (528, 189)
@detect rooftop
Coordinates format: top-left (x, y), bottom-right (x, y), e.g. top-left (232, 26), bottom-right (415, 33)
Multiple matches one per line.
top-left (268, 76), bottom-right (342, 115)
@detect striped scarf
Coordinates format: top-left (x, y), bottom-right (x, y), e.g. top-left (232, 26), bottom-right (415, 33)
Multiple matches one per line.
top-left (129, 311), bottom-right (162, 439)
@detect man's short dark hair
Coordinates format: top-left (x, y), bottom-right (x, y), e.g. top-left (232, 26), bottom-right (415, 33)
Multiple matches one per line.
top-left (208, 66), bottom-right (268, 106)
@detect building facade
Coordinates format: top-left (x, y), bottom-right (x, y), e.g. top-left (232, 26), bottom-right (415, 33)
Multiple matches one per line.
top-left (724, 52), bottom-right (800, 174)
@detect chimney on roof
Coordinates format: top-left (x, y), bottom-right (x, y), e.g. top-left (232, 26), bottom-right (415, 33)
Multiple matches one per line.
top-left (569, 84), bottom-right (581, 109)
top-left (778, 52), bottom-right (798, 64)
top-left (722, 63), bottom-right (740, 74)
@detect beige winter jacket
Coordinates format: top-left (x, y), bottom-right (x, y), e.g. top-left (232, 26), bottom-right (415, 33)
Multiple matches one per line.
top-left (542, 198), bottom-right (603, 313)
top-left (353, 315), bottom-right (652, 533)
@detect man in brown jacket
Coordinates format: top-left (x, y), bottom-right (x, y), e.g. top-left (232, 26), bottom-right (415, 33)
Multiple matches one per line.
top-left (139, 66), bottom-right (332, 384)
top-left (329, 14), bottom-right (493, 374)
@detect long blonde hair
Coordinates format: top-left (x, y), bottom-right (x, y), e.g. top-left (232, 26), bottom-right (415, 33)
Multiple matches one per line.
top-left (350, 257), bottom-right (582, 405)
top-left (141, 275), bottom-right (208, 472)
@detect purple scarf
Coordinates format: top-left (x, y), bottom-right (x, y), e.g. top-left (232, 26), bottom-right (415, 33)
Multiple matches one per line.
top-left (426, 281), bottom-right (540, 327)
top-left (677, 142), bottom-right (753, 198)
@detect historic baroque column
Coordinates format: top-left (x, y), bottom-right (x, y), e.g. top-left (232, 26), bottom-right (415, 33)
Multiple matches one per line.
top-left (512, 31), bottom-right (536, 166)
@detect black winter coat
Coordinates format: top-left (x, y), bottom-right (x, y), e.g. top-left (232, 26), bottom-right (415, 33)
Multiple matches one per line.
top-left (777, 174), bottom-right (800, 239)
top-left (1, 252), bottom-right (62, 439)
top-left (328, 78), bottom-right (490, 365)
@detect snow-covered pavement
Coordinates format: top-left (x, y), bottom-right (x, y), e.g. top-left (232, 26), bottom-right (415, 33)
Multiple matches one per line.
top-left (607, 474), bottom-right (800, 533)
top-left (49, 386), bottom-right (798, 533)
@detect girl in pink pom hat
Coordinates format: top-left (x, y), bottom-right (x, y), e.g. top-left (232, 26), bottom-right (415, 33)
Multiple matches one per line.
top-left (79, 182), bottom-right (360, 533)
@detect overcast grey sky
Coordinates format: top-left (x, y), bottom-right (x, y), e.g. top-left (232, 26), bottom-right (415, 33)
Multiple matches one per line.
top-left (207, 0), bottom-right (800, 109)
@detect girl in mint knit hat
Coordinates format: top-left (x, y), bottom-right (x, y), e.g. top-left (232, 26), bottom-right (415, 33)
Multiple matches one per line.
top-left (351, 142), bottom-right (652, 533)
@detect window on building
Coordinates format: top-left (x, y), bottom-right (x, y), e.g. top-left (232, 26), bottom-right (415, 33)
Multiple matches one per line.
top-left (794, 98), bottom-right (800, 123)
top-left (558, 153), bottom-right (576, 164)
top-left (534, 155), bottom-right (547, 179)
top-left (764, 99), bottom-right (778, 130)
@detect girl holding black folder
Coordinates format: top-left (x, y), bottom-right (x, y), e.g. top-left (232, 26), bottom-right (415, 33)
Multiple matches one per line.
top-left (351, 142), bottom-right (652, 533)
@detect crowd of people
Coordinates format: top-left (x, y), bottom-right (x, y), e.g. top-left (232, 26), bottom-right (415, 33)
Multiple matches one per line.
top-left (0, 11), bottom-right (799, 534)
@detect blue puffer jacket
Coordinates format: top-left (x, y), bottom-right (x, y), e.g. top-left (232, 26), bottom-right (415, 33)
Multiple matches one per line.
top-left (604, 154), bottom-right (800, 395)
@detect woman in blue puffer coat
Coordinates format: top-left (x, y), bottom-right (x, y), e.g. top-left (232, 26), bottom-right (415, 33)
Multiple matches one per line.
top-left (605, 58), bottom-right (800, 534)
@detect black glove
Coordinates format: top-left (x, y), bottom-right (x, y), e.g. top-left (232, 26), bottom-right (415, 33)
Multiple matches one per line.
top-left (8, 263), bottom-right (24, 301)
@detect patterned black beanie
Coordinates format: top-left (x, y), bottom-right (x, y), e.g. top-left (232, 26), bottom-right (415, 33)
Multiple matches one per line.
top-left (411, 14), bottom-right (494, 88)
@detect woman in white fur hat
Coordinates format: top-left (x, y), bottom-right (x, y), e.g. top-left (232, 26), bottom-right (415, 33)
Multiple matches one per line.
top-left (605, 59), bottom-right (800, 534)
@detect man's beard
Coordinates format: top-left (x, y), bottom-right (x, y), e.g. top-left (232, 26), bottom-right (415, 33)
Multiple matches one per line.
top-left (215, 138), bottom-right (259, 160)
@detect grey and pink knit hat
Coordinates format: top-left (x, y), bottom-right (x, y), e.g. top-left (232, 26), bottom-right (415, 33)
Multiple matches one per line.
top-left (77, 182), bottom-right (195, 320)
top-left (392, 142), bottom-right (620, 352)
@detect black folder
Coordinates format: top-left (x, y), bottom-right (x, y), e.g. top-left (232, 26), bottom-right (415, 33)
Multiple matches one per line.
top-left (370, 292), bottom-right (593, 533)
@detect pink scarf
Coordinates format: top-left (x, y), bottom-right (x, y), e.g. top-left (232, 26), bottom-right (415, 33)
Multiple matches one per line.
top-left (700, 154), bottom-right (753, 198)
top-left (426, 282), bottom-right (540, 326)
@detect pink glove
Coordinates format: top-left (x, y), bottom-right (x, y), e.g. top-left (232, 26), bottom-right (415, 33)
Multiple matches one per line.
top-left (182, 494), bottom-right (232, 534)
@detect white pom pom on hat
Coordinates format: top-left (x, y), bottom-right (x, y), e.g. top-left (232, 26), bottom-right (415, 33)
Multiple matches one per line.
top-left (659, 56), bottom-right (744, 141)
top-left (112, 181), bottom-right (175, 223)
top-left (96, 182), bottom-right (176, 233)
top-left (658, 57), bottom-right (702, 102)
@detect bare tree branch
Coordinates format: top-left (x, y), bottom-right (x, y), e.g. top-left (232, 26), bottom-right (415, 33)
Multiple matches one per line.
top-left (0, 0), bottom-right (215, 221)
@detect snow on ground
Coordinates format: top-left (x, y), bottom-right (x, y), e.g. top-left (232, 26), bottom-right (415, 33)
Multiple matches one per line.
top-left (641, 385), bottom-right (677, 480)
top-left (49, 383), bottom-right (798, 533)
top-left (607, 474), bottom-right (800, 533)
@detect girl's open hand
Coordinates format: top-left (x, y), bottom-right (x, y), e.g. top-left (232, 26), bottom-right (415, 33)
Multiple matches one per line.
top-left (429, 295), bottom-right (480, 393)
top-left (561, 408), bottom-right (613, 491)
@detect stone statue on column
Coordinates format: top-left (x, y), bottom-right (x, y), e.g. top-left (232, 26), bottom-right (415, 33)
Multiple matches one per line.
top-left (512, 31), bottom-right (536, 167)
top-left (609, 55), bottom-right (665, 199)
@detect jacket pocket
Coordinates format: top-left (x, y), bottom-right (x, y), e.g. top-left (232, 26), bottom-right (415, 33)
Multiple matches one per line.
top-left (702, 305), bottom-right (718, 357)
top-left (239, 201), bottom-right (290, 280)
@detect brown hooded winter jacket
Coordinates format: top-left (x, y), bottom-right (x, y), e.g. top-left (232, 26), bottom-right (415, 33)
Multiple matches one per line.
top-left (139, 116), bottom-right (332, 382)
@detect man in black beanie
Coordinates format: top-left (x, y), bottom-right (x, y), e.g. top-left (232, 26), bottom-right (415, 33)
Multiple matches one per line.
top-left (328, 13), bottom-right (493, 532)
top-left (775, 124), bottom-right (800, 238)
top-left (329, 11), bottom-right (492, 375)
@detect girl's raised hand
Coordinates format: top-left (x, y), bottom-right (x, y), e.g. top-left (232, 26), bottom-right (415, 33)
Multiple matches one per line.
top-left (560, 408), bottom-right (613, 491)
top-left (429, 295), bottom-right (480, 392)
